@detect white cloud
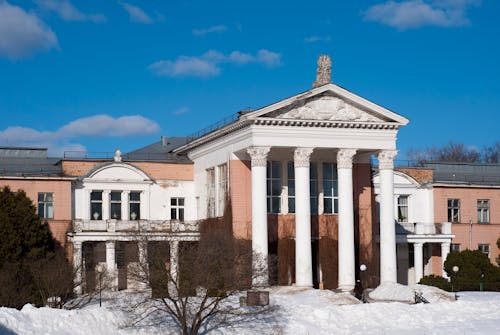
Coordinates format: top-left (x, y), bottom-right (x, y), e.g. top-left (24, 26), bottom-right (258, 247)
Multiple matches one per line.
top-left (0, 1), bottom-right (58, 59)
top-left (304, 35), bottom-right (331, 43)
top-left (172, 107), bottom-right (190, 115)
top-left (119, 2), bottom-right (153, 24)
top-left (228, 51), bottom-right (254, 64)
top-left (58, 115), bottom-right (160, 136)
top-left (0, 114), bottom-right (160, 155)
top-left (256, 49), bottom-right (282, 67)
top-left (149, 57), bottom-right (220, 78)
top-left (148, 49), bottom-right (282, 78)
top-left (363, 0), bottom-right (480, 30)
top-left (192, 25), bottom-right (227, 36)
top-left (36, 0), bottom-right (106, 23)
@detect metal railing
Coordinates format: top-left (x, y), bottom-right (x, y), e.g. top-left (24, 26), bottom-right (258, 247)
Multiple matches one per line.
top-left (187, 113), bottom-right (240, 140)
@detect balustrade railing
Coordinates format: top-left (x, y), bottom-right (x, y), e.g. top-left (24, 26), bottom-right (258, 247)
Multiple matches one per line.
top-left (396, 222), bottom-right (452, 235)
top-left (73, 219), bottom-right (199, 233)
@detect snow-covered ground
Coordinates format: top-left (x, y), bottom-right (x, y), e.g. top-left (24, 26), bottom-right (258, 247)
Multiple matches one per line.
top-left (1, 288), bottom-right (500, 335)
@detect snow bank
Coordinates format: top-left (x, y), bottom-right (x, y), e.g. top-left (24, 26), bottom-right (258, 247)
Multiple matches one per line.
top-left (1, 290), bottom-right (499, 334)
top-left (369, 283), bottom-right (456, 303)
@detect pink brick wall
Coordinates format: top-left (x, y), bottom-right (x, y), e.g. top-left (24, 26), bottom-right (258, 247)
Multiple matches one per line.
top-left (0, 178), bottom-right (73, 247)
top-left (434, 186), bottom-right (500, 264)
top-left (62, 160), bottom-right (194, 181)
top-left (229, 159), bottom-right (252, 239)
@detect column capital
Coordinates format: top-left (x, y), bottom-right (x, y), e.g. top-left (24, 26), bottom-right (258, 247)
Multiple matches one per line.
top-left (247, 146), bottom-right (271, 167)
top-left (294, 147), bottom-right (314, 168)
top-left (378, 150), bottom-right (398, 170)
top-left (106, 240), bottom-right (115, 249)
top-left (336, 149), bottom-right (357, 169)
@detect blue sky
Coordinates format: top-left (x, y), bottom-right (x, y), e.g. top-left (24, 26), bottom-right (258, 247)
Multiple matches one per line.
top-left (0, 0), bottom-right (498, 159)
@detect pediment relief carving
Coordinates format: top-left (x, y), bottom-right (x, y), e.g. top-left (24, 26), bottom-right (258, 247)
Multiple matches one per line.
top-left (268, 95), bottom-right (383, 122)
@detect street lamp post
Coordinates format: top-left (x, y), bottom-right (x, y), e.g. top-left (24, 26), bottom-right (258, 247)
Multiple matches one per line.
top-left (357, 264), bottom-right (367, 301)
top-left (96, 264), bottom-right (104, 307)
top-left (452, 265), bottom-right (459, 293)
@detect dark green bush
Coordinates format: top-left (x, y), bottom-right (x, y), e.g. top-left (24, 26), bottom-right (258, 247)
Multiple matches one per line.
top-left (0, 187), bottom-right (74, 308)
top-left (419, 275), bottom-right (451, 291)
top-left (444, 249), bottom-right (500, 291)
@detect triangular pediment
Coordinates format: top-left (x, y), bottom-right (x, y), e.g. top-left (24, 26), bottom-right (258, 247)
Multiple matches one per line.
top-left (265, 93), bottom-right (385, 122)
top-left (240, 83), bottom-right (409, 125)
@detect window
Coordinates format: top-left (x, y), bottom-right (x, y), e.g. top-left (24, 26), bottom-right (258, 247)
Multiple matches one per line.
top-left (287, 162), bottom-right (318, 215)
top-left (171, 198), bottom-right (185, 221)
top-left (447, 199), bottom-right (460, 223)
top-left (477, 200), bottom-right (489, 224)
top-left (217, 164), bottom-right (227, 216)
top-left (38, 192), bottom-right (54, 219)
top-left (397, 195), bottom-right (409, 223)
top-left (206, 168), bottom-right (216, 218)
top-left (90, 191), bottom-right (103, 220)
top-left (478, 244), bottom-right (490, 258)
top-left (129, 192), bottom-right (140, 220)
top-left (323, 163), bottom-right (338, 214)
top-left (287, 162), bottom-right (295, 214)
top-left (450, 243), bottom-right (460, 252)
top-left (267, 161), bottom-right (281, 214)
top-left (110, 191), bottom-right (121, 219)
top-left (310, 163), bottom-right (318, 215)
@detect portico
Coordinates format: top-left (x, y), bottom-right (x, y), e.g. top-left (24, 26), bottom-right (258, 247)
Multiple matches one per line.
top-left (176, 55), bottom-right (409, 290)
top-left (246, 146), bottom-right (399, 290)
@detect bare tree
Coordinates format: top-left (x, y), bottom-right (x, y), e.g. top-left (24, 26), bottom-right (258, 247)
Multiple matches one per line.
top-left (127, 205), bottom-right (267, 335)
top-left (408, 142), bottom-right (482, 165)
top-left (483, 142), bottom-right (500, 163)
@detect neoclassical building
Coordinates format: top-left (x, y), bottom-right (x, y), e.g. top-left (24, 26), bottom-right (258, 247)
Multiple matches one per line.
top-left (16, 56), bottom-right (491, 293)
top-left (174, 55), bottom-right (409, 290)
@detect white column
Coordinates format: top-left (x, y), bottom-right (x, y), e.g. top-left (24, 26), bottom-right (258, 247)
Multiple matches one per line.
top-left (137, 240), bottom-right (148, 289)
top-left (106, 241), bottom-right (117, 290)
top-left (294, 147), bottom-right (314, 287)
top-left (138, 240), bottom-right (148, 265)
top-left (441, 242), bottom-right (450, 279)
top-left (102, 190), bottom-right (110, 220)
top-left (414, 242), bottom-right (424, 283)
top-left (337, 149), bottom-right (357, 291)
top-left (247, 146), bottom-right (271, 287)
top-left (170, 240), bottom-right (179, 281)
top-left (73, 241), bottom-right (83, 294)
top-left (121, 191), bottom-right (130, 220)
top-left (378, 150), bottom-right (398, 284)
